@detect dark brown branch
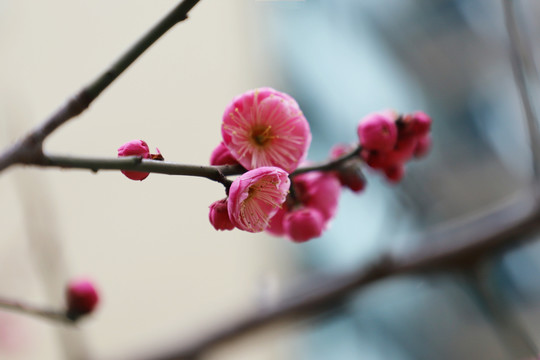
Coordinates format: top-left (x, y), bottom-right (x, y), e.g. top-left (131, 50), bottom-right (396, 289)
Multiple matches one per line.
top-left (0, 296), bottom-right (75, 324)
top-left (291, 146), bottom-right (361, 176)
top-left (149, 187), bottom-right (540, 360)
top-left (15, 145), bottom-right (361, 187)
top-left (502, 0), bottom-right (540, 184)
top-left (0, 0), bottom-right (201, 173)
top-left (37, 153), bottom-right (240, 187)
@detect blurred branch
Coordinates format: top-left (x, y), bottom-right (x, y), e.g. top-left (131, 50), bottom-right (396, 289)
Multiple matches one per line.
top-left (0, 0), bottom-right (201, 173)
top-left (150, 187), bottom-right (540, 360)
top-left (502, 0), bottom-right (540, 185)
top-left (0, 296), bottom-right (73, 324)
top-left (461, 262), bottom-right (537, 359)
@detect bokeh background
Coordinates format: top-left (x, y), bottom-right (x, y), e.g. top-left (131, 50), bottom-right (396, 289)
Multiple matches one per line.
top-left (1, 0), bottom-right (540, 359)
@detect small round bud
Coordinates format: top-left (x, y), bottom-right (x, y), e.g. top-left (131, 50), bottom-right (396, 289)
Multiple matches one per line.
top-left (283, 208), bottom-right (324, 243)
top-left (66, 278), bottom-right (99, 320)
top-left (117, 140), bottom-right (151, 181)
top-left (410, 111), bottom-right (432, 137)
top-left (209, 199), bottom-right (235, 231)
top-left (210, 142), bottom-right (239, 166)
top-left (265, 206), bottom-right (288, 236)
top-left (414, 135), bottom-right (432, 158)
top-left (384, 164), bottom-right (405, 183)
top-left (338, 166), bottom-right (366, 193)
top-left (329, 143), bottom-right (354, 159)
top-left (357, 112), bottom-right (398, 152)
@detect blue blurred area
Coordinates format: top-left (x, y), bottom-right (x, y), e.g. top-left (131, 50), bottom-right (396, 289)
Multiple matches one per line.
top-left (255, 0), bottom-right (540, 359)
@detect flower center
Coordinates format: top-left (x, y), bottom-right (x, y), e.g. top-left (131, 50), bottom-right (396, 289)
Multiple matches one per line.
top-left (251, 126), bottom-right (273, 146)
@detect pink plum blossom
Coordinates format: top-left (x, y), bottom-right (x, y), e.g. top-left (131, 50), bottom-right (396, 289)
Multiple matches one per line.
top-left (210, 142), bottom-right (240, 166)
top-left (227, 166), bottom-right (290, 233)
top-left (221, 88), bottom-right (311, 173)
top-left (208, 198), bottom-right (235, 231)
top-left (357, 111), bottom-right (398, 152)
top-left (66, 278), bottom-right (99, 319)
top-left (118, 140), bottom-right (151, 181)
top-left (283, 208), bottom-right (325, 243)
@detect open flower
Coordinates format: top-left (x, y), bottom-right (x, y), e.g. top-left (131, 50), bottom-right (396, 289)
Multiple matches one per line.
top-left (221, 88), bottom-right (311, 173)
top-left (228, 166), bottom-right (290, 233)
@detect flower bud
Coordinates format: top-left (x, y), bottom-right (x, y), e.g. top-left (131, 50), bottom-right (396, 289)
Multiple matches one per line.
top-left (410, 111), bottom-right (432, 137)
top-left (283, 208), bottom-right (324, 243)
top-left (414, 135), bottom-right (432, 158)
top-left (384, 164), bottom-right (405, 183)
top-left (209, 199), bottom-right (235, 231)
top-left (66, 278), bottom-right (99, 320)
top-left (117, 140), bottom-right (151, 181)
top-left (357, 111), bottom-right (398, 152)
top-left (210, 142), bottom-right (239, 166)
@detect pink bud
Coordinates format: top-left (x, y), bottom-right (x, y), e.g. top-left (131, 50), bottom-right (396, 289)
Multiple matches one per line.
top-left (208, 199), bottom-right (235, 231)
top-left (384, 164), bottom-right (405, 183)
top-left (383, 135), bottom-right (417, 166)
top-left (210, 142), bottom-right (239, 166)
top-left (338, 166), bottom-right (366, 193)
top-left (357, 111), bottom-right (398, 152)
top-left (265, 206), bottom-right (288, 236)
top-left (410, 111), bottom-right (432, 137)
top-left (221, 88), bottom-right (312, 173)
top-left (329, 143), bottom-right (354, 159)
top-left (294, 172), bottom-right (341, 222)
top-left (414, 135), bottom-right (432, 158)
top-left (117, 140), bottom-right (151, 181)
top-left (66, 278), bottom-right (99, 319)
top-left (227, 166), bottom-right (290, 233)
top-left (283, 208), bottom-right (324, 243)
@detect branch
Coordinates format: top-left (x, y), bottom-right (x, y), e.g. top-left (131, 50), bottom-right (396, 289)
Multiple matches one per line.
top-left (291, 146), bottom-right (361, 176)
top-left (16, 145), bottom-right (361, 187)
top-left (149, 187), bottom-right (540, 360)
top-left (0, 0), bottom-right (201, 173)
top-left (502, 0), bottom-right (540, 185)
top-left (0, 296), bottom-right (74, 324)
top-left (36, 153), bottom-right (240, 187)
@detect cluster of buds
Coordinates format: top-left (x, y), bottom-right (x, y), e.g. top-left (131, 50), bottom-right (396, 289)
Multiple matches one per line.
top-left (359, 110), bottom-right (432, 183)
top-left (117, 88), bottom-right (432, 243)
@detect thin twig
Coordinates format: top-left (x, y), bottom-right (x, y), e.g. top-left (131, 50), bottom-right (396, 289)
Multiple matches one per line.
top-left (0, 0), bottom-right (201, 173)
top-left (291, 146), bottom-right (361, 176)
top-left (0, 296), bottom-right (72, 324)
top-left (38, 153), bottom-right (239, 187)
top-left (502, 0), bottom-right (540, 185)
top-left (148, 187), bottom-right (540, 360)
top-left (16, 145), bottom-right (362, 187)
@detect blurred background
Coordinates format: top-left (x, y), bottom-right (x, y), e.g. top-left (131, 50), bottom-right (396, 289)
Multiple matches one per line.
top-left (1, 0), bottom-right (540, 359)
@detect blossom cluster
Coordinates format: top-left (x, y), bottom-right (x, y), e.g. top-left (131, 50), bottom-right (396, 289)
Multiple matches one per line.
top-left (117, 88), bottom-right (432, 243)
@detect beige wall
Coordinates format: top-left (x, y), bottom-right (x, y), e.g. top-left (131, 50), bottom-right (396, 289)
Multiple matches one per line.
top-left (0, 1), bottom-right (297, 359)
